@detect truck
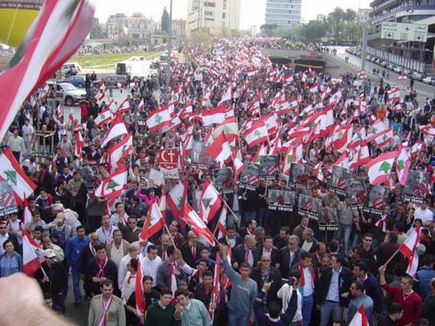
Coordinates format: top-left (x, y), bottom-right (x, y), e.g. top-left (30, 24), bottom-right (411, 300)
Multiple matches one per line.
top-left (115, 56), bottom-right (152, 79)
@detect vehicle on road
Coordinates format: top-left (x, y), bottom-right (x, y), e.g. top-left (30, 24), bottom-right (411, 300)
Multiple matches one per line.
top-left (411, 72), bottom-right (425, 82)
top-left (59, 75), bottom-right (86, 88)
top-left (423, 76), bottom-right (435, 86)
top-left (61, 62), bottom-right (81, 76)
top-left (103, 75), bottom-right (128, 88)
top-left (115, 56), bottom-right (152, 79)
top-left (393, 66), bottom-right (403, 74)
top-left (55, 82), bottom-right (87, 106)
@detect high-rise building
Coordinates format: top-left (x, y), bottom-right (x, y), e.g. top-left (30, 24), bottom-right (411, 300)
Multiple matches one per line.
top-left (368, 0), bottom-right (435, 74)
top-left (186, 0), bottom-right (241, 35)
top-left (106, 13), bottom-right (157, 44)
top-left (265, 0), bottom-right (302, 28)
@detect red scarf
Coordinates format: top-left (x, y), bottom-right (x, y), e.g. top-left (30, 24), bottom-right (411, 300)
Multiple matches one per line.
top-left (96, 257), bottom-right (108, 278)
top-left (298, 263), bottom-right (316, 287)
top-left (98, 294), bottom-right (113, 326)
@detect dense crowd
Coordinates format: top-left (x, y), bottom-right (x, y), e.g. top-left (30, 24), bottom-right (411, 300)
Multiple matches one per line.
top-left (0, 37), bottom-right (434, 326)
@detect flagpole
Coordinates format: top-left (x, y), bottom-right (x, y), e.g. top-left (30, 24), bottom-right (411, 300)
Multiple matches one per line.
top-left (164, 223), bottom-right (177, 248)
top-left (221, 198), bottom-right (238, 224)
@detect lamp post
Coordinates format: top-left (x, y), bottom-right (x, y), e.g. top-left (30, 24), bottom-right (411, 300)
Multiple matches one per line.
top-left (166, 0), bottom-right (173, 85)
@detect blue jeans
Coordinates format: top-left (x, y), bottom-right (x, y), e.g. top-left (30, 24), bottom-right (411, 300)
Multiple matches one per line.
top-left (228, 309), bottom-right (249, 326)
top-left (320, 301), bottom-right (342, 326)
top-left (338, 223), bottom-right (352, 254)
top-left (302, 294), bottom-right (314, 326)
top-left (71, 265), bottom-right (81, 303)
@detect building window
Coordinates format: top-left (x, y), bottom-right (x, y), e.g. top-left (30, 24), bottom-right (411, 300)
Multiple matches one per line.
top-left (204, 1), bottom-right (216, 7)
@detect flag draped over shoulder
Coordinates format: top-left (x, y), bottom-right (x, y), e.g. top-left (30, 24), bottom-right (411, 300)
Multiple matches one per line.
top-left (22, 228), bottom-right (45, 277)
top-left (0, 0), bottom-right (95, 142)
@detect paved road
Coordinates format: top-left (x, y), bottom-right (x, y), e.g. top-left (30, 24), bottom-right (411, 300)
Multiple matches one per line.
top-left (328, 46), bottom-right (434, 105)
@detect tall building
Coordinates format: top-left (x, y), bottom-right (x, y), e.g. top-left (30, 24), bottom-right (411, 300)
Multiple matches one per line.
top-left (368, 0), bottom-right (435, 74)
top-left (186, 0), bottom-right (241, 35)
top-left (106, 13), bottom-right (157, 44)
top-left (265, 0), bottom-right (302, 28)
top-left (357, 8), bottom-right (371, 23)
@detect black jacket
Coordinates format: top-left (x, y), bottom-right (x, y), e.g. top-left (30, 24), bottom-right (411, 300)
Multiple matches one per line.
top-left (232, 243), bottom-right (258, 269)
top-left (254, 246), bottom-right (280, 267)
top-left (85, 257), bottom-right (118, 295)
top-left (35, 261), bottom-right (66, 297)
top-left (179, 242), bottom-right (206, 267)
top-left (316, 266), bottom-right (353, 306)
top-left (251, 266), bottom-right (282, 304)
top-left (279, 247), bottom-right (302, 278)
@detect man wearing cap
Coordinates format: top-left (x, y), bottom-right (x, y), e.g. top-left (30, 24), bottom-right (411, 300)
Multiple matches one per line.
top-left (50, 213), bottom-right (73, 250)
top-left (35, 249), bottom-right (67, 313)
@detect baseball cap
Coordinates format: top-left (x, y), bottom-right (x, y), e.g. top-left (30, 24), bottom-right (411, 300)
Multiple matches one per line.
top-left (44, 249), bottom-right (56, 259)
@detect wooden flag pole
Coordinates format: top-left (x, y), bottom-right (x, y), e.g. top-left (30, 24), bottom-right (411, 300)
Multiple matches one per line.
top-left (221, 198), bottom-right (239, 224)
top-left (164, 223), bottom-right (177, 249)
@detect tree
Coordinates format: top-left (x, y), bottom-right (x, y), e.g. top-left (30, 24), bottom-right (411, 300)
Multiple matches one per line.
top-left (260, 24), bottom-right (279, 36)
top-left (299, 20), bottom-right (326, 43)
top-left (161, 7), bottom-right (170, 33)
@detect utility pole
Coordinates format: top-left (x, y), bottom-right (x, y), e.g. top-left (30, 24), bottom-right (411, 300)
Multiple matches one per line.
top-left (361, 26), bottom-right (368, 72)
top-left (166, 0), bottom-right (173, 85)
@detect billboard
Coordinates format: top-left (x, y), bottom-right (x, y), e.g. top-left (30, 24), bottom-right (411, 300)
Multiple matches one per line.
top-left (381, 22), bottom-right (428, 42)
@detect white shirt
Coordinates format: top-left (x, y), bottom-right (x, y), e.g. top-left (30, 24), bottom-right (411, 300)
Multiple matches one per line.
top-left (415, 208), bottom-right (434, 224)
top-left (121, 272), bottom-right (136, 303)
top-left (141, 255), bottom-right (162, 287)
top-left (302, 267), bottom-right (314, 296)
top-left (118, 254), bottom-right (135, 290)
top-left (301, 241), bottom-right (313, 253)
top-left (277, 284), bottom-right (303, 321)
top-left (96, 225), bottom-right (119, 244)
top-left (110, 242), bottom-right (125, 267)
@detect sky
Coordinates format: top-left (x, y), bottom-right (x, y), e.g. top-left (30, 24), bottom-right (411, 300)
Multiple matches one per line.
top-left (94, 0), bottom-right (372, 29)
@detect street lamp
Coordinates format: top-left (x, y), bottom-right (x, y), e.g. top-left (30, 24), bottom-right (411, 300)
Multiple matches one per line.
top-left (166, 0), bottom-right (173, 85)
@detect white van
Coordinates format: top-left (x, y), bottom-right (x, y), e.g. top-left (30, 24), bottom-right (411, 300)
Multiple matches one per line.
top-left (61, 62), bottom-right (81, 76)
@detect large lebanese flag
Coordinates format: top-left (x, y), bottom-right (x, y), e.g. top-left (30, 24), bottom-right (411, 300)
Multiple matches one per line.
top-left (202, 104), bottom-right (227, 126)
top-left (108, 134), bottom-right (133, 172)
top-left (366, 151), bottom-right (398, 185)
top-left (166, 179), bottom-right (188, 225)
top-left (94, 108), bottom-right (114, 127)
top-left (146, 106), bottom-right (172, 132)
top-left (331, 125), bottom-right (353, 153)
top-left (396, 146), bottom-right (411, 186)
top-left (22, 228), bottom-right (45, 277)
top-left (101, 114), bottom-right (128, 147)
top-left (0, 149), bottom-right (36, 203)
top-left (213, 117), bottom-right (239, 145)
top-left (139, 202), bottom-right (165, 241)
top-left (117, 98), bottom-right (131, 114)
top-left (206, 133), bottom-right (232, 167)
top-left (373, 128), bottom-right (393, 148)
top-left (184, 204), bottom-right (215, 246)
top-left (0, 0), bottom-right (95, 142)
top-left (244, 121), bottom-right (269, 148)
top-left (399, 226), bottom-right (421, 276)
top-left (94, 166), bottom-right (128, 199)
top-left (419, 125), bottom-right (435, 136)
top-left (217, 207), bottom-right (228, 239)
top-left (199, 179), bottom-right (222, 223)
top-left (367, 119), bottom-right (388, 141)
top-left (349, 305), bottom-right (369, 326)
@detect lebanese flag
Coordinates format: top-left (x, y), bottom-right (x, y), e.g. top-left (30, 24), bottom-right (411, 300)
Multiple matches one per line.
top-left (329, 90), bottom-right (342, 105)
top-left (309, 84), bottom-right (319, 93)
top-left (135, 259), bottom-right (146, 321)
top-left (349, 144), bottom-right (370, 170)
top-left (349, 127), bottom-right (367, 150)
top-left (399, 226), bottom-right (421, 276)
top-left (202, 104), bottom-right (227, 126)
top-left (94, 166), bottom-right (128, 199)
top-left (275, 100), bottom-right (298, 115)
top-left (22, 228), bottom-right (45, 277)
top-left (419, 125), bottom-right (435, 136)
top-left (74, 130), bottom-right (85, 158)
top-left (252, 144), bottom-right (268, 164)
top-left (329, 151), bottom-right (350, 172)
top-left (117, 98), bottom-right (131, 114)
top-left (199, 179), bottom-right (222, 223)
top-left (366, 151), bottom-right (398, 185)
top-left (0, 0), bottom-right (94, 142)
top-left (146, 106), bottom-right (172, 132)
top-left (259, 113), bottom-right (278, 135)
top-left (0, 148), bottom-right (36, 203)
top-left (349, 305), bottom-right (369, 326)
top-left (22, 198), bottom-right (32, 224)
top-left (283, 70), bottom-right (294, 82)
top-left (396, 146), bottom-right (411, 186)
top-left (213, 117), bottom-right (238, 145)
top-left (244, 121), bottom-right (269, 148)
top-left (373, 128), bottom-right (393, 148)
top-left (137, 99), bottom-right (145, 112)
top-left (108, 134), bottom-right (133, 172)
top-left (94, 108), bottom-right (114, 127)
top-left (96, 82), bottom-right (107, 101)
top-left (312, 162), bottom-right (326, 183)
top-left (101, 114), bottom-right (128, 147)
top-left (219, 86), bottom-right (232, 105)
top-left (167, 179), bottom-right (188, 225)
top-left (184, 204), bottom-right (215, 246)
top-left (388, 87), bottom-right (401, 102)
top-left (139, 202), bottom-right (165, 241)
top-left (282, 142), bottom-right (304, 175)
top-left (41, 84), bottom-right (50, 100)
top-left (410, 141), bottom-right (425, 155)
top-left (331, 125), bottom-right (352, 153)
top-left (206, 133), bottom-right (232, 167)
top-left (217, 207), bottom-right (228, 239)
top-left (367, 119), bottom-right (388, 141)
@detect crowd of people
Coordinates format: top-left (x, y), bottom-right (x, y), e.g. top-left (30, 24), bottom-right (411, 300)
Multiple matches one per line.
top-left (0, 36), bottom-right (434, 326)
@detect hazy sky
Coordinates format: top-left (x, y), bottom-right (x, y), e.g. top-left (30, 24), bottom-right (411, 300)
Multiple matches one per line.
top-left (94, 0), bottom-right (372, 28)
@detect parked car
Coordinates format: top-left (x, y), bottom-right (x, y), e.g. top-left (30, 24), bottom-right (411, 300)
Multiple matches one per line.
top-left (393, 66), bottom-right (403, 74)
top-left (103, 75), bottom-right (128, 88)
top-left (380, 61), bottom-right (388, 67)
top-left (386, 64), bottom-right (395, 71)
top-left (59, 75), bottom-right (86, 88)
top-left (423, 76), bottom-right (435, 86)
top-left (411, 72), bottom-right (425, 81)
top-left (55, 82), bottom-right (87, 106)
top-left (61, 62), bottom-right (81, 76)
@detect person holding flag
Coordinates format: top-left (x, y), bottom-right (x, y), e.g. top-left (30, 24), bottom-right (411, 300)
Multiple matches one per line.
top-left (379, 264), bottom-right (422, 325)
top-left (347, 280), bottom-right (374, 325)
top-left (125, 275), bottom-right (159, 326)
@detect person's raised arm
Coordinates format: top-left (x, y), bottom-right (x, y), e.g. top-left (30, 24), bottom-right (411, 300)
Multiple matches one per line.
top-left (219, 244), bottom-right (238, 283)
